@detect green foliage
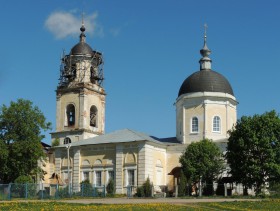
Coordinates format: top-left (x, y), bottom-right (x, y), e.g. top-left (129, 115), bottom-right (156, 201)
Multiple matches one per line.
top-left (12, 175), bottom-right (36, 198)
top-left (80, 179), bottom-right (93, 197)
top-left (178, 170), bottom-right (187, 197)
top-left (57, 186), bottom-right (70, 198)
top-left (14, 175), bottom-right (33, 184)
top-left (136, 177), bottom-right (152, 197)
top-left (226, 110), bottom-right (280, 195)
top-left (179, 139), bottom-right (224, 185)
top-left (52, 138), bottom-right (60, 147)
top-left (135, 186), bottom-right (145, 197)
top-left (0, 99), bottom-right (51, 183)
top-left (143, 177), bottom-right (152, 197)
top-left (106, 178), bottom-right (115, 195)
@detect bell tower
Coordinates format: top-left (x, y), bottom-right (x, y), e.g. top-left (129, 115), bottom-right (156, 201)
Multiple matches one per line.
top-left (51, 22), bottom-right (105, 145)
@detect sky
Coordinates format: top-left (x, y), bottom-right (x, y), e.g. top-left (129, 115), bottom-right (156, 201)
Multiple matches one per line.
top-left (0, 0), bottom-right (280, 145)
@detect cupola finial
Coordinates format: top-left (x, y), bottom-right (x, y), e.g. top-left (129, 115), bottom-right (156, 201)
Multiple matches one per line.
top-left (204, 23), bottom-right (208, 45)
top-left (199, 23), bottom-right (212, 70)
top-left (79, 12), bottom-right (86, 42)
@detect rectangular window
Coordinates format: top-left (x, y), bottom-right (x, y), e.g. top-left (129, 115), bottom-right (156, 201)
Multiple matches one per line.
top-left (96, 171), bottom-right (102, 186)
top-left (213, 116), bottom-right (221, 132)
top-left (83, 171), bottom-right (89, 181)
top-left (63, 171), bottom-right (71, 184)
top-left (108, 170), bottom-right (114, 181)
top-left (128, 170), bottom-right (135, 186)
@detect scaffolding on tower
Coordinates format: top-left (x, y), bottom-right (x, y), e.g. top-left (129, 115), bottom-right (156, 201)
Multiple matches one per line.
top-left (58, 49), bottom-right (104, 88)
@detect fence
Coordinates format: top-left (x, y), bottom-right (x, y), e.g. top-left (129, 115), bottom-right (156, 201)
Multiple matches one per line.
top-left (1, 182), bottom-right (270, 200)
top-left (0, 183), bottom-right (106, 200)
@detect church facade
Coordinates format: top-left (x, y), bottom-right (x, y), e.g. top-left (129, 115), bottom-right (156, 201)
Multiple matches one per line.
top-left (50, 24), bottom-right (237, 194)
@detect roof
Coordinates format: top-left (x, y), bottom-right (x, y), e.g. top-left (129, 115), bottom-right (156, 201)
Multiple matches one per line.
top-left (56, 129), bottom-right (180, 148)
top-left (70, 42), bottom-right (93, 56)
top-left (151, 136), bottom-right (181, 144)
top-left (178, 69), bottom-right (234, 97)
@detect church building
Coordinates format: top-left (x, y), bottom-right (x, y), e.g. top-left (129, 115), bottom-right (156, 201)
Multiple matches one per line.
top-left (50, 23), bottom-right (237, 194)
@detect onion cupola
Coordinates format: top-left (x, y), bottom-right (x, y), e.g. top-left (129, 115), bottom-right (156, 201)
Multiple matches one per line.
top-left (178, 27), bottom-right (234, 97)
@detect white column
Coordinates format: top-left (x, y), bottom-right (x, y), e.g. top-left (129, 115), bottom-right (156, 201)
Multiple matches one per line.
top-left (104, 169), bottom-right (107, 185)
top-left (93, 170), bottom-right (96, 185)
top-left (134, 169), bottom-right (137, 186)
top-left (124, 169), bottom-right (128, 187)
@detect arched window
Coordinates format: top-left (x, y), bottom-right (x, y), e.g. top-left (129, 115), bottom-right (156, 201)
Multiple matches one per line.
top-left (213, 116), bottom-right (221, 132)
top-left (63, 137), bottom-right (71, 145)
top-left (191, 117), bottom-right (199, 133)
top-left (66, 104), bottom-right (75, 126)
top-left (90, 106), bottom-right (98, 127)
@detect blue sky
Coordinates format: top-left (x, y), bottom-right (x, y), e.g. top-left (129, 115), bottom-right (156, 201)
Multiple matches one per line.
top-left (0, 0), bottom-right (279, 144)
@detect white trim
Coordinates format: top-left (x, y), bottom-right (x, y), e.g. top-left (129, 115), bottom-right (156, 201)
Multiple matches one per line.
top-left (190, 116), bottom-right (199, 134)
top-left (212, 116), bottom-right (221, 133)
top-left (183, 107), bottom-right (185, 143)
top-left (124, 166), bottom-right (137, 187)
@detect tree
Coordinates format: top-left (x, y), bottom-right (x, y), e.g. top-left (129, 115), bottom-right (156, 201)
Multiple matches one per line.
top-left (106, 178), bottom-right (115, 195)
top-left (179, 139), bottom-right (224, 185)
top-left (0, 99), bottom-right (51, 183)
top-left (226, 110), bottom-right (280, 195)
top-left (178, 170), bottom-right (187, 196)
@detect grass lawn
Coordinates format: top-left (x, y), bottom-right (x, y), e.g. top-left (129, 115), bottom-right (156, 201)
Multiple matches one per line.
top-left (0, 200), bottom-right (279, 210)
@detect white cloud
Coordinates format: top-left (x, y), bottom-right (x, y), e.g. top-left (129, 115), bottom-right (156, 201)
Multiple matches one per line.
top-left (45, 11), bottom-right (103, 39)
top-left (110, 27), bottom-right (121, 37)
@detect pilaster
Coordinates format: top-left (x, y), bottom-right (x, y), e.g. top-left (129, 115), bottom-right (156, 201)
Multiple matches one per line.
top-left (115, 144), bottom-right (123, 194)
top-left (56, 94), bottom-right (61, 131)
top-left (55, 149), bottom-right (61, 176)
top-left (79, 90), bottom-right (87, 130)
top-left (72, 147), bottom-right (81, 192)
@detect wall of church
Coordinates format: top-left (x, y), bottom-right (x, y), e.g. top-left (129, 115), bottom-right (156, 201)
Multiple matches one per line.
top-left (86, 89), bottom-right (105, 135)
top-left (205, 103), bottom-right (227, 140)
top-left (166, 145), bottom-right (185, 191)
top-left (184, 104), bottom-right (205, 143)
top-left (79, 144), bottom-right (115, 185)
top-left (205, 102), bottom-right (236, 141)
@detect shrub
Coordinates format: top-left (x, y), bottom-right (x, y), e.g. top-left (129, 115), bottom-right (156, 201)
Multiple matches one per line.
top-left (106, 178), bottom-right (115, 195)
top-left (136, 177), bottom-right (152, 197)
top-left (52, 138), bottom-right (60, 147)
top-left (80, 180), bottom-right (93, 197)
top-left (178, 170), bottom-right (187, 197)
top-left (135, 186), bottom-right (145, 197)
top-left (12, 175), bottom-right (36, 198)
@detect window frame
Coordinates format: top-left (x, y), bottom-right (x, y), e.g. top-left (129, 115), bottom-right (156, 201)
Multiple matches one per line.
top-left (213, 116), bottom-right (221, 133)
top-left (65, 104), bottom-right (75, 126)
top-left (191, 116), bottom-right (199, 133)
top-left (128, 169), bottom-right (135, 186)
top-left (90, 105), bottom-right (98, 127)
top-left (95, 170), bottom-right (102, 187)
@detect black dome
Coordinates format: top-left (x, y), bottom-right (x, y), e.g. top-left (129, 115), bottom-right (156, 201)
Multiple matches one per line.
top-left (178, 70), bottom-right (234, 97)
top-left (70, 42), bottom-right (93, 55)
